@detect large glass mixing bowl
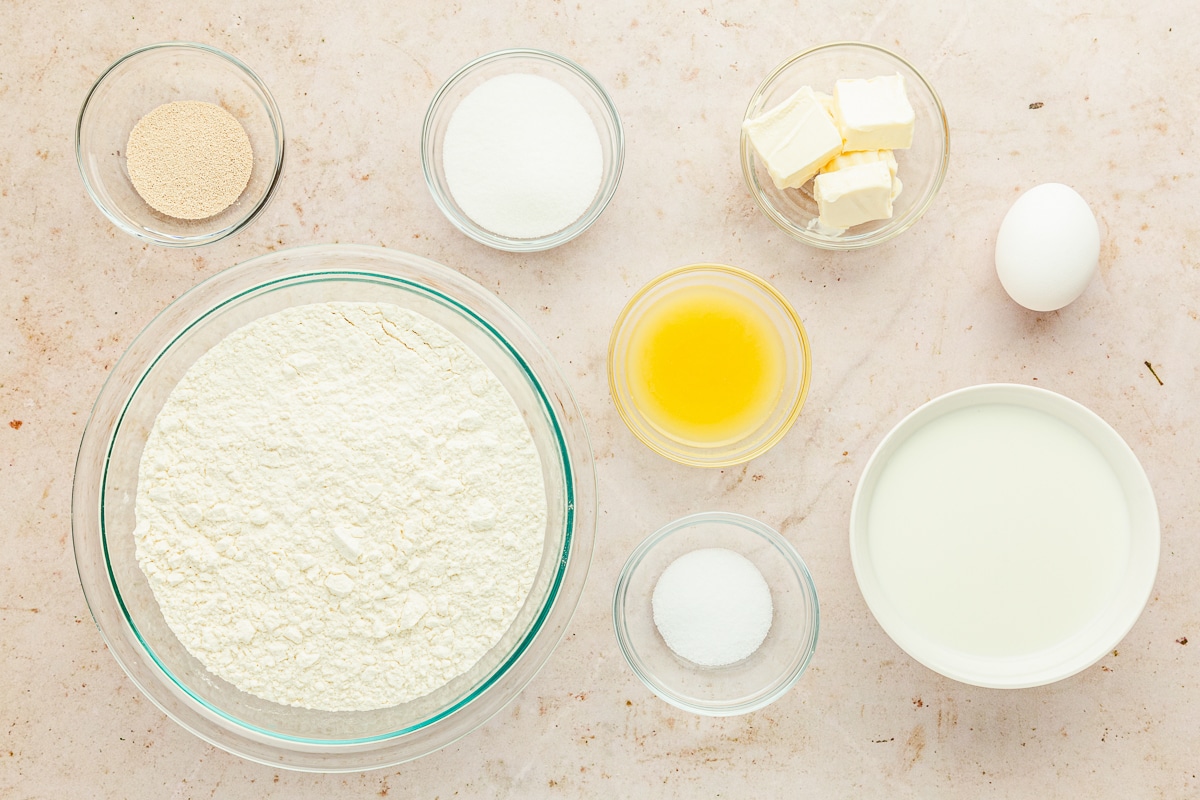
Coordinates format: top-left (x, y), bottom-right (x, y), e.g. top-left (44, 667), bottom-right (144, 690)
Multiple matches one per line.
top-left (71, 245), bottom-right (596, 771)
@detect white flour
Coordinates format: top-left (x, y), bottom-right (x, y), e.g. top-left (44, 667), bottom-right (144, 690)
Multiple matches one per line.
top-left (133, 301), bottom-right (547, 711)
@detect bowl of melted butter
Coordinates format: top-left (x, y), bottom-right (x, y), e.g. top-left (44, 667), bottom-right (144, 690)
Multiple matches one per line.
top-left (608, 264), bottom-right (811, 467)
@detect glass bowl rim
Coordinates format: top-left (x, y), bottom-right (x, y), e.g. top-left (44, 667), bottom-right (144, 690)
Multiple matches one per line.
top-left (420, 47), bottom-right (625, 253)
top-left (607, 263), bottom-right (813, 467)
top-left (74, 40), bottom-right (286, 249)
top-left (71, 244), bottom-right (597, 764)
top-left (611, 510), bottom-right (821, 716)
top-left (739, 40), bottom-right (950, 251)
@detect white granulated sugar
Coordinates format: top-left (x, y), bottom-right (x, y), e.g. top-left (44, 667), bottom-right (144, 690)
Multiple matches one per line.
top-left (652, 548), bottom-right (773, 667)
top-left (134, 302), bottom-right (547, 711)
top-left (442, 73), bottom-right (603, 239)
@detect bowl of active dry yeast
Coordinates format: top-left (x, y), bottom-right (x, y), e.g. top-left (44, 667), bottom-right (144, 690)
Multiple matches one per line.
top-left (421, 49), bottom-right (624, 252)
top-left (76, 42), bottom-right (284, 247)
top-left (71, 245), bottom-right (597, 771)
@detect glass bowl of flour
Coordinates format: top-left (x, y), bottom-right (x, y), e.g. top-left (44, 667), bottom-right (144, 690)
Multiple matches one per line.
top-left (71, 244), bottom-right (597, 771)
top-left (421, 49), bottom-right (624, 252)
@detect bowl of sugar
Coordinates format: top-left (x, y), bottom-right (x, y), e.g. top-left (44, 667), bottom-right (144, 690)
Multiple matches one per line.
top-left (612, 512), bottom-right (819, 716)
top-left (850, 384), bottom-right (1159, 688)
top-left (421, 49), bottom-right (624, 252)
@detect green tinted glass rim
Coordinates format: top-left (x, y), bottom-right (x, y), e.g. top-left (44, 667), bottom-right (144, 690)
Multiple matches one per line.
top-left (99, 269), bottom-right (576, 745)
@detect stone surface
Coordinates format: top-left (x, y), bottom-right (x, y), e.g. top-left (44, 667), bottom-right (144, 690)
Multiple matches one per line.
top-left (2, 1), bottom-right (1198, 797)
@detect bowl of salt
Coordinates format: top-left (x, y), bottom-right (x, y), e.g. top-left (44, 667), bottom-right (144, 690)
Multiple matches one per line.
top-left (612, 512), bottom-right (819, 716)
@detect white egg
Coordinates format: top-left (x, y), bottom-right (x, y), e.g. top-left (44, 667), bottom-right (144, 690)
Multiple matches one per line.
top-left (995, 183), bottom-right (1100, 312)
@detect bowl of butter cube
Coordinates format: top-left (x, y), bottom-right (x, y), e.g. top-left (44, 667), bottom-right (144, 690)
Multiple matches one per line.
top-left (740, 42), bottom-right (949, 250)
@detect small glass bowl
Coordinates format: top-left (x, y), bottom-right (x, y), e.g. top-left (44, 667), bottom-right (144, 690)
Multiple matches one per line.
top-left (421, 49), bottom-right (624, 252)
top-left (613, 512), bottom-right (819, 716)
top-left (75, 42), bottom-right (285, 248)
top-left (740, 42), bottom-right (949, 250)
top-left (608, 264), bottom-right (811, 467)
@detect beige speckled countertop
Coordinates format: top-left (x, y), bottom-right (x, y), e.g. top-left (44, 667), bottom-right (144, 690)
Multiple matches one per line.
top-left (3, 1), bottom-right (1199, 797)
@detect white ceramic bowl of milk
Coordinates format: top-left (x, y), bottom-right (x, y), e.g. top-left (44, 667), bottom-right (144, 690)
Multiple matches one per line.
top-left (850, 384), bottom-right (1159, 688)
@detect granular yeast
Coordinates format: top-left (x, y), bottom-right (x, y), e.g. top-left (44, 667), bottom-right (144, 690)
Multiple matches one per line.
top-left (125, 100), bottom-right (253, 220)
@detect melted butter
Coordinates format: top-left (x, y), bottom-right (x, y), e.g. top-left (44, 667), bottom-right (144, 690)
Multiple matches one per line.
top-left (627, 285), bottom-right (785, 446)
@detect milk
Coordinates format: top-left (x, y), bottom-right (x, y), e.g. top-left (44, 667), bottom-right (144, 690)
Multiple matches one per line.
top-left (867, 403), bottom-right (1130, 657)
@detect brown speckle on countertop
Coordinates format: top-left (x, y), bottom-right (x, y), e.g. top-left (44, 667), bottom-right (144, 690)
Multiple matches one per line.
top-left (1029, 101), bottom-right (1044, 109)
top-left (8, 420), bottom-right (21, 430)
top-left (1177, 637), bottom-right (1188, 645)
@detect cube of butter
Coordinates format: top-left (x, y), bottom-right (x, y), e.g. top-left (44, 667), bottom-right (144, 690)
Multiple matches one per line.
top-left (813, 91), bottom-right (837, 120)
top-left (822, 149), bottom-right (903, 200)
top-left (813, 160), bottom-right (895, 230)
top-left (743, 86), bottom-right (843, 190)
top-left (832, 74), bottom-right (915, 152)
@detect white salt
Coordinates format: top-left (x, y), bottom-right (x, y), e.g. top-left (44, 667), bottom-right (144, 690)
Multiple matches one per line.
top-left (651, 548), bottom-right (773, 667)
top-left (442, 73), bottom-right (603, 239)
